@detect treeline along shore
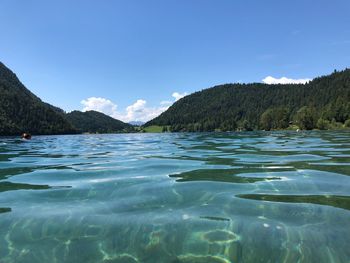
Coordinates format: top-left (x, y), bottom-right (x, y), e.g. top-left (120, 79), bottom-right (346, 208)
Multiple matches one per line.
top-left (146, 69), bottom-right (350, 132)
top-left (1, 61), bottom-right (349, 136)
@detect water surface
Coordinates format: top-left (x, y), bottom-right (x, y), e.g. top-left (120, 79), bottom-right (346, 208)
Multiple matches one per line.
top-left (0, 131), bottom-right (349, 262)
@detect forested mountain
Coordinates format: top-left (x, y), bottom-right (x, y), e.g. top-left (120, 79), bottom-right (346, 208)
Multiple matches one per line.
top-left (0, 62), bottom-right (76, 135)
top-left (2, 61), bottom-right (349, 135)
top-left (66, 110), bottom-right (134, 133)
top-left (146, 69), bottom-right (350, 131)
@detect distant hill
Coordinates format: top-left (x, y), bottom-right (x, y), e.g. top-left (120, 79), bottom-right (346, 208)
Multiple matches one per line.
top-left (0, 62), bottom-right (76, 136)
top-left (66, 110), bottom-right (134, 134)
top-left (146, 69), bottom-right (350, 131)
top-left (129, 121), bottom-right (145, 126)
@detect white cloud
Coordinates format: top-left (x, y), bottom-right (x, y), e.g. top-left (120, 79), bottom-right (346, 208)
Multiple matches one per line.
top-left (262, 76), bottom-right (311, 85)
top-left (80, 91), bottom-right (187, 123)
top-left (122, 99), bottom-right (168, 122)
top-left (81, 97), bottom-right (118, 115)
top-left (172, 92), bottom-right (187, 101)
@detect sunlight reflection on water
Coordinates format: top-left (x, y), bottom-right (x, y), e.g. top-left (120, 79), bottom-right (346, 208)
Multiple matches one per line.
top-left (0, 131), bottom-right (349, 262)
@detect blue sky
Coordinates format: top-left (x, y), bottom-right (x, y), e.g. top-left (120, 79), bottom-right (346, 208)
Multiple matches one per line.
top-left (1, 0), bottom-right (349, 122)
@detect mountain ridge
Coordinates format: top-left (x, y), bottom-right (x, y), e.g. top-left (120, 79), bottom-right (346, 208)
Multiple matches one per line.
top-left (1, 61), bottom-right (349, 135)
top-left (66, 110), bottom-right (133, 133)
top-left (0, 62), bottom-right (133, 136)
top-left (0, 62), bottom-right (76, 135)
top-left (145, 68), bottom-right (350, 131)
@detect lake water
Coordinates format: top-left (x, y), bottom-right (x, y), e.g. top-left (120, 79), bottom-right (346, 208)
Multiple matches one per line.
top-left (0, 131), bottom-right (349, 263)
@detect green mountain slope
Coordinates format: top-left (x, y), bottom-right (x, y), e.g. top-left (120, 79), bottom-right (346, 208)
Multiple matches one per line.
top-left (146, 69), bottom-right (350, 131)
top-left (66, 110), bottom-right (134, 133)
top-left (0, 62), bottom-right (76, 136)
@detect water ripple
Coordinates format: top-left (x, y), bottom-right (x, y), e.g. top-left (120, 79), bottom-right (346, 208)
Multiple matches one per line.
top-left (0, 131), bottom-right (349, 262)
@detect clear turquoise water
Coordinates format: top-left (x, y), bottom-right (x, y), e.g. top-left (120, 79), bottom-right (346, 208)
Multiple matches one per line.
top-left (0, 131), bottom-right (350, 263)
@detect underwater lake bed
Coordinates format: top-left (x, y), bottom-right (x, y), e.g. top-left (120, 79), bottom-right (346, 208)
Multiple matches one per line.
top-left (0, 131), bottom-right (349, 263)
